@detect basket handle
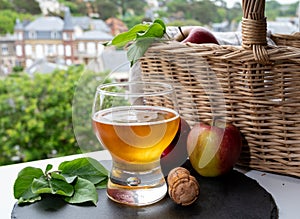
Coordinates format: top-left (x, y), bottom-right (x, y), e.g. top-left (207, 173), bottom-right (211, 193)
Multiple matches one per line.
top-left (242, 0), bottom-right (269, 64)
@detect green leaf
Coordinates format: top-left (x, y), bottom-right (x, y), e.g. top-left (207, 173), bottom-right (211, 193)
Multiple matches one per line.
top-left (95, 178), bottom-right (108, 189)
top-left (13, 167), bottom-right (44, 201)
top-left (45, 164), bottom-right (53, 174)
top-left (32, 176), bottom-right (74, 197)
top-left (13, 157), bottom-right (109, 206)
top-left (105, 19), bottom-right (168, 66)
top-left (18, 195), bottom-right (42, 204)
top-left (65, 177), bottom-right (98, 205)
top-left (136, 22), bottom-right (165, 39)
top-left (58, 157), bottom-right (108, 185)
top-left (51, 172), bottom-right (67, 181)
top-left (108, 23), bottom-right (149, 48)
top-left (154, 18), bottom-right (166, 32)
top-left (127, 38), bottom-right (156, 67)
top-left (31, 176), bottom-right (52, 194)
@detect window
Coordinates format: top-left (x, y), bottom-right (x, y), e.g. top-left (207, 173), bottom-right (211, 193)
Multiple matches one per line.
top-left (78, 42), bottom-right (85, 53)
top-left (48, 45), bottom-right (56, 56)
top-left (44, 45), bottom-right (48, 55)
top-left (28, 31), bottom-right (37, 39)
top-left (25, 45), bottom-right (32, 56)
top-left (1, 44), bottom-right (8, 55)
top-left (17, 32), bottom-right (23, 40)
top-left (63, 33), bottom-right (69, 41)
top-left (16, 45), bottom-right (22, 56)
top-left (63, 32), bottom-right (74, 41)
top-left (87, 42), bottom-right (96, 55)
top-left (44, 44), bottom-right (56, 56)
top-left (65, 45), bottom-right (71, 56)
top-left (51, 31), bottom-right (59, 39)
top-left (36, 44), bottom-right (43, 58)
top-left (58, 45), bottom-right (64, 56)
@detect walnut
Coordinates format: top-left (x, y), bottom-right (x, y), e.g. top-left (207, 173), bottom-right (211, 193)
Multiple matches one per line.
top-left (167, 167), bottom-right (200, 206)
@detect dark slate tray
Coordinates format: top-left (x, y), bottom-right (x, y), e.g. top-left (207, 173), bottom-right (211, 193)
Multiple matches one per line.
top-left (12, 160), bottom-right (278, 219)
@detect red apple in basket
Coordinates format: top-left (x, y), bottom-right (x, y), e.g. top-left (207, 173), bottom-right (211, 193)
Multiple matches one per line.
top-left (174, 26), bottom-right (219, 45)
top-left (160, 118), bottom-right (191, 176)
top-left (187, 120), bottom-right (242, 177)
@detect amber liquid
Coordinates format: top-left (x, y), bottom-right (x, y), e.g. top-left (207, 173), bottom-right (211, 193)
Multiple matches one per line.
top-left (93, 106), bottom-right (180, 164)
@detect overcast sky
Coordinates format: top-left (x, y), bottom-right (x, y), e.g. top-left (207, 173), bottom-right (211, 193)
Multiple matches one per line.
top-left (225, 0), bottom-right (299, 8)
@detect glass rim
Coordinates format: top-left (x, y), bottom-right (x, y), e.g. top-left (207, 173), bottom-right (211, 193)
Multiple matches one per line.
top-left (96, 81), bottom-right (175, 97)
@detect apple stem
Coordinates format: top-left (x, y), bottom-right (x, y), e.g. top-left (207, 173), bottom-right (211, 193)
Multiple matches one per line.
top-left (178, 26), bottom-right (185, 39)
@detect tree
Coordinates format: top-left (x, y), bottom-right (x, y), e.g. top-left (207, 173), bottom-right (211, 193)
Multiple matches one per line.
top-left (0, 65), bottom-right (111, 165)
top-left (94, 0), bottom-right (119, 20)
top-left (226, 2), bottom-right (242, 23)
top-left (0, 14), bottom-right (14, 34)
top-left (0, 0), bottom-right (13, 10)
top-left (0, 10), bottom-right (33, 34)
top-left (93, 0), bottom-right (147, 20)
top-left (12, 0), bottom-right (41, 15)
top-left (166, 0), bottom-right (223, 25)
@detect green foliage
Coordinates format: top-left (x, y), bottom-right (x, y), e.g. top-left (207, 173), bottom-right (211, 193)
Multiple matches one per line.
top-left (0, 10), bottom-right (33, 34)
top-left (13, 157), bottom-right (108, 205)
top-left (266, 1), bottom-right (299, 21)
top-left (12, 66), bottom-right (24, 73)
top-left (94, 0), bottom-right (119, 20)
top-left (0, 14), bottom-right (14, 34)
top-left (166, 0), bottom-right (223, 24)
top-left (0, 0), bottom-right (13, 10)
top-left (0, 65), bottom-right (109, 165)
top-left (107, 19), bottom-right (166, 66)
top-left (12, 0), bottom-right (41, 15)
top-left (58, 0), bottom-right (147, 20)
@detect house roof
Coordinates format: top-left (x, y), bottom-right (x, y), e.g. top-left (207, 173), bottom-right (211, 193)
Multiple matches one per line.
top-left (63, 7), bottom-right (74, 31)
top-left (14, 19), bottom-right (24, 31)
top-left (25, 17), bottom-right (64, 31)
top-left (25, 59), bottom-right (67, 75)
top-left (86, 49), bottom-right (130, 75)
top-left (72, 17), bottom-right (111, 33)
top-left (72, 16), bottom-right (91, 30)
top-left (77, 30), bottom-right (113, 41)
top-left (90, 19), bottom-right (111, 32)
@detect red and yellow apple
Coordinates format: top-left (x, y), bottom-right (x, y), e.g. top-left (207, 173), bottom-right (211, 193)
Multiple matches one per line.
top-left (174, 26), bottom-right (219, 45)
top-left (187, 121), bottom-right (242, 177)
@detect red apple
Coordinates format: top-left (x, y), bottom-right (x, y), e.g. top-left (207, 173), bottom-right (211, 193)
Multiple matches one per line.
top-left (160, 118), bottom-right (191, 176)
top-left (174, 26), bottom-right (219, 45)
top-left (187, 121), bottom-right (242, 177)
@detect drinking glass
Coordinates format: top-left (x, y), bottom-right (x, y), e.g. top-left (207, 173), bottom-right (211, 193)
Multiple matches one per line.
top-left (92, 81), bottom-right (180, 206)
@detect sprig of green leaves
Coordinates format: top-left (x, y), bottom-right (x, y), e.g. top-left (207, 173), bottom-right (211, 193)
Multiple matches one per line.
top-left (105, 19), bottom-right (167, 66)
top-left (13, 157), bottom-right (109, 206)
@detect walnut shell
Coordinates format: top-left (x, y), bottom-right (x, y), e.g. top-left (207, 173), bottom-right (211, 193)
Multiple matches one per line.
top-left (167, 167), bottom-right (200, 206)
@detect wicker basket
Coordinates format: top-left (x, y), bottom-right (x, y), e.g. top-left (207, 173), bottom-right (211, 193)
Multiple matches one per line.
top-left (139, 0), bottom-right (300, 177)
top-left (271, 32), bottom-right (300, 48)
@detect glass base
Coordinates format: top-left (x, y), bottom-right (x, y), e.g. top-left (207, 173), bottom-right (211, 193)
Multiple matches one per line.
top-left (106, 160), bottom-right (167, 206)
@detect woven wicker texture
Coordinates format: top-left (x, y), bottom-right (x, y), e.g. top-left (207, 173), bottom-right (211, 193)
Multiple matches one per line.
top-left (140, 0), bottom-right (300, 177)
top-left (271, 32), bottom-right (300, 48)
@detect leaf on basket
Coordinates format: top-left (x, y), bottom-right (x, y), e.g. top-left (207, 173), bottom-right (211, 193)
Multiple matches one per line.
top-left (105, 18), bottom-right (167, 66)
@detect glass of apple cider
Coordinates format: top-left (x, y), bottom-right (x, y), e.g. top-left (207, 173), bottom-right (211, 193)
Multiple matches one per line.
top-left (92, 81), bottom-right (180, 206)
